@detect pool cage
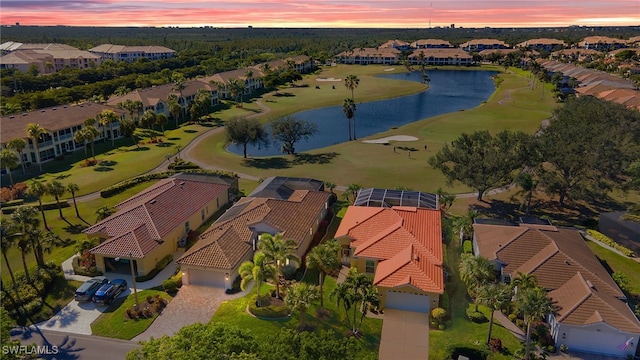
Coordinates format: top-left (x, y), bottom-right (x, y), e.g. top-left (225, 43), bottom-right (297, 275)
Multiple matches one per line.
top-left (353, 188), bottom-right (438, 209)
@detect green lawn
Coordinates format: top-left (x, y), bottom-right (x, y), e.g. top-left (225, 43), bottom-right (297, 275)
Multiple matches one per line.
top-left (429, 232), bottom-right (521, 359)
top-left (211, 273), bottom-right (382, 358)
top-left (91, 289), bottom-right (173, 340)
top-left (189, 65), bottom-right (558, 192)
top-left (586, 240), bottom-right (640, 295)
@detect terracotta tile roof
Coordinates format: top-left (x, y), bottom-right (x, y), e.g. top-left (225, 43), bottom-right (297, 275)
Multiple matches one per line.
top-left (550, 272), bottom-right (640, 333)
top-left (409, 48), bottom-right (472, 59)
top-left (177, 191), bottom-right (330, 270)
top-left (85, 174), bottom-right (230, 258)
top-left (374, 244), bottom-right (444, 294)
top-left (1, 102), bottom-right (124, 144)
top-left (411, 39), bottom-right (452, 47)
top-left (459, 38), bottom-right (509, 47)
top-left (517, 38), bottom-right (567, 47)
top-left (475, 222), bottom-right (640, 332)
top-left (339, 206), bottom-right (444, 293)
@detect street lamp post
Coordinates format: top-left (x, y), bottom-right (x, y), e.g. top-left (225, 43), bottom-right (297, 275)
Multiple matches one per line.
top-left (128, 252), bottom-right (140, 309)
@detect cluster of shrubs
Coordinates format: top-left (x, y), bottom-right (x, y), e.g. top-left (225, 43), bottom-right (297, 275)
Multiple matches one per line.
top-left (125, 294), bottom-right (169, 320)
top-left (167, 158), bottom-right (199, 171)
top-left (248, 294), bottom-right (290, 319)
top-left (72, 256), bottom-right (102, 277)
top-left (2, 263), bottom-right (59, 323)
top-left (0, 182), bottom-right (27, 201)
top-left (445, 346), bottom-right (489, 360)
top-left (463, 240), bottom-right (473, 254)
top-left (586, 229), bottom-right (634, 257)
top-left (466, 307), bottom-right (487, 323)
top-left (430, 307), bottom-right (448, 330)
top-left (100, 170), bottom-right (238, 198)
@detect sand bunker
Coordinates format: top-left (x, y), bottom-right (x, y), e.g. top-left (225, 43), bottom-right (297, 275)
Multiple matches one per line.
top-left (316, 77), bottom-right (342, 82)
top-left (384, 68), bottom-right (396, 72)
top-left (361, 135), bottom-right (419, 144)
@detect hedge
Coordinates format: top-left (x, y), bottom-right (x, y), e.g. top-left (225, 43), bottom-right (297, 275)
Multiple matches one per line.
top-left (586, 229), bottom-right (634, 257)
top-left (100, 169), bottom-right (238, 198)
top-left (3, 199), bottom-right (24, 207)
top-left (463, 240), bottom-right (473, 254)
top-left (2, 200), bottom-right (70, 214)
top-left (248, 295), bottom-right (290, 319)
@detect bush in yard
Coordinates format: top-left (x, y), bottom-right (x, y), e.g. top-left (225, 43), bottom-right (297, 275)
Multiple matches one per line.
top-left (445, 346), bottom-right (489, 360)
top-left (431, 307), bottom-right (447, 325)
top-left (489, 338), bottom-right (503, 352)
top-left (463, 240), bottom-right (473, 254)
top-left (466, 308), bottom-right (487, 323)
top-left (162, 279), bottom-right (178, 293)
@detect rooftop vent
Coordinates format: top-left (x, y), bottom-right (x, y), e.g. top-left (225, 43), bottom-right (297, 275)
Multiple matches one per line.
top-left (150, 199), bottom-right (157, 204)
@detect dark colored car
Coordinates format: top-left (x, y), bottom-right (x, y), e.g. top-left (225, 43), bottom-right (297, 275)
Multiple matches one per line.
top-left (74, 277), bottom-right (108, 302)
top-left (93, 279), bottom-right (128, 305)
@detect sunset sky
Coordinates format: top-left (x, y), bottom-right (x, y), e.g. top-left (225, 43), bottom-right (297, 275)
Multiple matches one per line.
top-left (1, 0), bottom-right (639, 28)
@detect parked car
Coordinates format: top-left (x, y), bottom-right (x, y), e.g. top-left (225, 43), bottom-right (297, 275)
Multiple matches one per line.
top-left (93, 279), bottom-right (128, 305)
top-left (74, 276), bottom-right (108, 302)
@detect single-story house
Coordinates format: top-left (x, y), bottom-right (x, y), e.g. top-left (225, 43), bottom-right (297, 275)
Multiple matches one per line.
top-left (84, 173), bottom-right (236, 276)
top-left (473, 220), bottom-right (640, 358)
top-left (335, 204), bottom-right (444, 314)
top-left (177, 177), bottom-right (331, 289)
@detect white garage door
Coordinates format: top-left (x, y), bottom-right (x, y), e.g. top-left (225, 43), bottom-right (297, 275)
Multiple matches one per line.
top-left (188, 269), bottom-right (226, 287)
top-left (385, 291), bottom-right (431, 313)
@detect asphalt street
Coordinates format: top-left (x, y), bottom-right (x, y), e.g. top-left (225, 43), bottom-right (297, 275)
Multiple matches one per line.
top-left (10, 327), bottom-right (140, 360)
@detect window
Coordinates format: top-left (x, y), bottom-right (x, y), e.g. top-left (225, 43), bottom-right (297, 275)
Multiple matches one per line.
top-left (185, 221), bottom-right (190, 233)
top-left (365, 260), bottom-right (375, 274)
top-left (201, 209), bottom-right (205, 221)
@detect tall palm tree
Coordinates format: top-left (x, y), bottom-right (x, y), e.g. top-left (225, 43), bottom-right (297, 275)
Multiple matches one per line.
top-left (343, 183), bottom-right (363, 204)
top-left (512, 272), bottom-right (538, 294)
top-left (47, 180), bottom-right (66, 219)
top-left (84, 125), bottom-right (100, 160)
top-left (239, 251), bottom-right (273, 307)
top-left (7, 138), bottom-right (27, 174)
top-left (167, 94), bottom-right (182, 128)
top-left (0, 148), bottom-right (18, 186)
top-left (516, 287), bottom-right (553, 359)
top-left (245, 69), bottom-right (254, 93)
top-left (515, 172), bottom-right (538, 216)
top-left (257, 233), bottom-right (300, 299)
top-left (478, 282), bottom-right (513, 344)
top-left (99, 109), bottom-right (119, 147)
top-left (73, 128), bottom-right (89, 160)
top-left (11, 206), bottom-right (41, 271)
top-left (0, 221), bottom-right (19, 287)
top-left (458, 253), bottom-right (495, 311)
top-left (306, 240), bottom-right (341, 308)
top-left (285, 282), bottom-right (319, 326)
top-left (66, 183), bottom-right (80, 218)
top-left (343, 74), bottom-right (360, 139)
top-left (156, 114), bottom-right (168, 136)
top-left (228, 78), bottom-right (244, 107)
top-left (27, 180), bottom-right (49, 231)
top-left (119, 118), bottom-right (138, 147)
top-left (25, 123), bottom-right (45, 172)
top-left (342, 98), bottom-right (356, 141)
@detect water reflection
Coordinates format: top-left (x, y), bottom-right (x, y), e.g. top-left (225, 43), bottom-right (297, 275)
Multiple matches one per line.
top-left (228, 70), bottom-right (498, 156)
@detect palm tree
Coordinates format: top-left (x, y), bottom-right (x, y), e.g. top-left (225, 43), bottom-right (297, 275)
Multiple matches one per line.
top-left (324, 181), bottom-right (336, 194)
top-left (25, 123), bottom-right (45, 172)
top-left (258, 233), bottom-right (300, 299)
top-left (306, 240), bottom-right (341, 308)
top-left (119, 118), bottom-right (138, 147)
top-left (27, 180), bottom-right (49, 230)
top-left (7, 138), bottom-right (27, 174)
top-left (66, 183), bottom-right (80, 218)
top-left (342, 98), bottom-right (356, 141)
top-left (512, 272), bottom-right (538, 294)
top-left (330, 267), bottom-right (379, 335)
top-left (330, 281), bottom-right (354, 330)
top-left (0, 148), bottom-right (19, 186)
top-left (516, 287), bottom-right (553, 359)
top-left (452, 208), bottom-right (480, 241)
top-left (285, 282), bottom-right (319, 326)
top-left (458, 253), bottom-right (495, 311)
top-left (141, 110), bottom-right (157, 131)
top-left (0, 221), bottom-right (19, 287)
top-left (47, 180), bottom-right (66, 219)
top-left (99, 109), bottom-right (119, 147)
top-left (343, 74), bottom-right (360, 139)
top-left (84, 125), bottom-right (100, 160)
top-left (95, 205), bottom-right (114, 222)
top-left (515, 172), bottom-right (538, 216)
top-left (239, 251), bottom-right (273, 307)
top-left (11, 206), bottom-right (41, 271)
top-left (156, 114), bottom-right (168, 136)
top-left (245, 69), bottom-right (254, 93)
top-left (167, 94), bottom-right (182, 128)
top-left (478, 282), bottom-right (513, 344)
top-left (228, 78), bottom-right (244, 107)
top-left (74, 128), bottom-right (89, 160)
top-left (343, 183), bottom-right (363, 204)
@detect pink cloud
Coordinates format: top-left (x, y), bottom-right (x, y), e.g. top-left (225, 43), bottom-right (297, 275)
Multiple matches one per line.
top-left (1, 0), bottom-right (638, 27)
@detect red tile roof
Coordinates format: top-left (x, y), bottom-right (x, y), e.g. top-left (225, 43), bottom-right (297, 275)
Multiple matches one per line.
top-left (85, 174), bottom-right (230, 258)
top-left (177, 191), bottom-right (330, 270)
top-left (474, 223), bottom-right (640, 333)
top-left (337, 206), bottom-right (444, 294)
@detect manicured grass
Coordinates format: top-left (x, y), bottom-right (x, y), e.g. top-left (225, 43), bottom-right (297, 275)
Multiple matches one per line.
top-left (189, 65), bottom-right (558, 192)
top-left (429, 232), bottom-right (521, 359)
top-left (211, 274), bottom-right (382, 358)
top-left (586, 240), bottom-right (640, 295)
top-left (91, 289), bottom-right (173, 340)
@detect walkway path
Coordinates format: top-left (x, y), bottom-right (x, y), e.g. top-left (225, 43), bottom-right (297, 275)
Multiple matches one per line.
top-left (132, 283), bottom-right (252, 342)
top-left (493, 310), bottom-right (525, 341)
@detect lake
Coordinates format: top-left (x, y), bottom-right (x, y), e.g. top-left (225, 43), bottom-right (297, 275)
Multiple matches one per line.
top-left (227, 69), bottom-right (498, 156)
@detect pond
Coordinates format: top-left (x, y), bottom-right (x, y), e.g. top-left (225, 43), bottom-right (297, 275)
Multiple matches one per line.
top-left (227, 69), bottom-right (498, 156)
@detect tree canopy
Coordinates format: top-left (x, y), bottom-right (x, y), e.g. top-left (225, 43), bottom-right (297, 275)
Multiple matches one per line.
top-left (429, 130), bottom-right (534, 201)
top-left (226, 117), bottom-right (269, 158)
top-left (270, 116), bottom-right (318, 155)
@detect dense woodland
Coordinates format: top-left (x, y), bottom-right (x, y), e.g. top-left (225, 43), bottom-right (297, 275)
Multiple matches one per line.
top-left (1, 26), bottom-right (639, 112)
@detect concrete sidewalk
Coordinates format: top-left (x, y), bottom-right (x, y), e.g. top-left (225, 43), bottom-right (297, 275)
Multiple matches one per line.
top-left (493, 310), bottom-right (525, 341)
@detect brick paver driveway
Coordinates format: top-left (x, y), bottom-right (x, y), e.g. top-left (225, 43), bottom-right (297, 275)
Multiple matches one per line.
top-left (132, 284), bottom-right (250, 342)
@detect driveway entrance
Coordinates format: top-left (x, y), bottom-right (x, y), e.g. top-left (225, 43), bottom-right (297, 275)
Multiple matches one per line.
top-left (378, 309), bottom-right (430, 360)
